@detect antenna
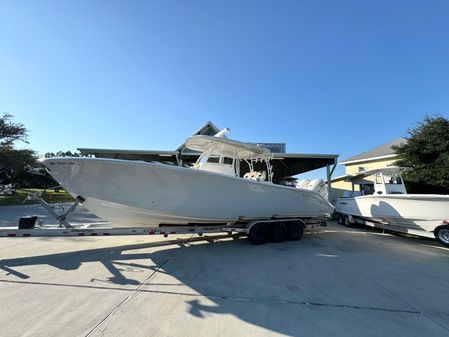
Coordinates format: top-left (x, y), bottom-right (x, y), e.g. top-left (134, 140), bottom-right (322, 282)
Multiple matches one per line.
top-left (214, 127), bottom-right (230, 138)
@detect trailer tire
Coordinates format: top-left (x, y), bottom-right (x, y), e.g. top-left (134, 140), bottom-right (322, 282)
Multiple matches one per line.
top-left (269, 222), bottom-right (287, 243)
top-left (287, 221), bottom-right (304, 241)
top-left (344, 215), bottom-right (352, 228)
top-left (337, 215), bottom-right (344, 225)
top-left (434, 225), bottom-right (449, 247)
top-left (248, 223), bottom-right (269, 245)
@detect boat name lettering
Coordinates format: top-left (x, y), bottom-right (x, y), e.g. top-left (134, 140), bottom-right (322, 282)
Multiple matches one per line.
top-left (49, 162), bottom-right (80, 166)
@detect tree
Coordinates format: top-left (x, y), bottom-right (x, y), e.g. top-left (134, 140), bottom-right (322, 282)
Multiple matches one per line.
top-left (45, 150), bottom-right (81, 158)
top-left (0, 113), bottom-right (28, 147)
top-left (0, 114), bottom-right (54, 188)
top-left (393, 115), bottom-right (449, 194)
top-left (0, 147), bottom-right (53, 188)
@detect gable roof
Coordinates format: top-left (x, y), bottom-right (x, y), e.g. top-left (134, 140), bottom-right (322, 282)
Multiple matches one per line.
top-left (191, 121), bottom-right (220, 136)
top-left (176, 121), bottom-right (220, 151)
top-left (340, 138), bottom-right (407, 165)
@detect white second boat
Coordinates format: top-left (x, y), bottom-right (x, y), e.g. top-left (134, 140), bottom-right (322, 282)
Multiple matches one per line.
top-left (40, 132), bottom-right (334, 228)
top-left (335, 167), bottom-right (449, 246)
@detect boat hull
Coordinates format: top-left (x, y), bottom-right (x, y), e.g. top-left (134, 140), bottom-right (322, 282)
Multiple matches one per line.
top-left (41, 158), bottom-right (334, 227)
top-left (335, 195), bottom-right (449, 232)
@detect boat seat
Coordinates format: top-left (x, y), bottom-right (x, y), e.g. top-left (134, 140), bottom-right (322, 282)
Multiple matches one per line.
top-left (255, 171), bottom-right (267, 182)
top-left (243, 171), bottom-right (259, 180)
top-left (243, 172), bottom-right (252, 179)
top-left (243, 171), bottom-right (268, 181)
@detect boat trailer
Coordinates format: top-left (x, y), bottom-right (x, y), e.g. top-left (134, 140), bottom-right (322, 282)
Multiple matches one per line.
top-left (0, 194), bottom-right (326, 245)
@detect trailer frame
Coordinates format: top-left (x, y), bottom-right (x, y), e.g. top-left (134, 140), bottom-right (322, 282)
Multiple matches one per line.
top-left (335, 212), bottom-right (435, 239)
top-left (0, 196), bottom-right (326, 244)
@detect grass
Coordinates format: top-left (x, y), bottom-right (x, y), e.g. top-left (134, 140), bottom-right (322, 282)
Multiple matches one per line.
top-left (0, 188), bottom-right (75, 206)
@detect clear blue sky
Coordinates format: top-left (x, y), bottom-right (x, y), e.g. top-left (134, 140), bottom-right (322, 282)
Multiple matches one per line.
top-left (1, 1), bottom-right (449, 178)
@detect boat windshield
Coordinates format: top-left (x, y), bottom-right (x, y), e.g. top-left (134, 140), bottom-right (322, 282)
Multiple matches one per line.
top-left (383, 174), bottom-right (403, 184)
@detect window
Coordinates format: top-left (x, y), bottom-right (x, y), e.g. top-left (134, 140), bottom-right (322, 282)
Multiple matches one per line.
top-left (207, 156), bottom-right (220, 163)
top-left (383, 174), bottom-right (402, 184)
top-left (361, 184), bottom-right (374, 195)
top-left (222, 157), bottom-right (233, 165)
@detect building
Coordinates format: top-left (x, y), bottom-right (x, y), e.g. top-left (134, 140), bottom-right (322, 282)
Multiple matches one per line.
top-left (78, 121), bottom-right (339, 200)
top-left (331, 138), bottom-right (406, 202)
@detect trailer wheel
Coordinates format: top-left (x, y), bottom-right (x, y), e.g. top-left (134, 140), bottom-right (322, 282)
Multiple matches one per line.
top-left (434, 225), bottom-right (449, 247)
top-left (287, 221), bottom-right (304, 241)
top-left (344, 215), bottom-right (352, 228)
top-left (269, 222), bottom-right (287, 243)
top-left (337, 215), bottom-right (344, 225)
top-left (248, 223), bottom-right (269, 245)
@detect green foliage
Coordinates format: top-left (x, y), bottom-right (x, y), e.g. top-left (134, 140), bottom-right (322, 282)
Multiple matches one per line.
top-left (45, 151), bottom-right (81, 158)
top-left (0, 113), bottom-right (28, 147)
top-left (0, 114), bottom-right (55, 188)
top-left (0, 137), bottom-right (38, 188)
top-left (0, 147), bottom-right (54, 188)
top-left (393, 115), bottom-right (449, 194)
top-left (0, 147), bottom-right (36, 169)
top-left (0, 188), bottom-right (74, 206)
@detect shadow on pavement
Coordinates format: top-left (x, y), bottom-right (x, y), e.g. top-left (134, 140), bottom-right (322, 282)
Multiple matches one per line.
top-left (1, 229), bottom-right (449, 337)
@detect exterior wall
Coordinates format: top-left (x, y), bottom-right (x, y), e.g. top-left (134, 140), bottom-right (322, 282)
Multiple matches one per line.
top-left (330, 179), bottom-right (353, 204)
top-left (332, 179), bottom-right (353, 192)
top-left (344, 158), bottom-right (397, 175)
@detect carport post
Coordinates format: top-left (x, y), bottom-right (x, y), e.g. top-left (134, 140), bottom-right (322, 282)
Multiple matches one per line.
top-left (326, 163), bottom-right (337, 202)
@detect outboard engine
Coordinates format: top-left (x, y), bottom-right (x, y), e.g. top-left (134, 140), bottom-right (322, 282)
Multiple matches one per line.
top-left (296, 179), bottom-right (310, 189)
top-left (296, 178), bottom-right (328, 200)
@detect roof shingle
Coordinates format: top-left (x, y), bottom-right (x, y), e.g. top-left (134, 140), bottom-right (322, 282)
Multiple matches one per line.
top-left (340, 138), bottom-right (406, 164)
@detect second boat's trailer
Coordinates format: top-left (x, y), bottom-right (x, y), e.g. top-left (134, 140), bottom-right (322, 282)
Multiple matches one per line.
top-left (0, 193), bottom-right (327, 245)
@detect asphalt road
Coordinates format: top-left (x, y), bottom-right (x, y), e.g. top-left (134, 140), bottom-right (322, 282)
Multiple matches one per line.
top-left (0, 205), bottom-right (449, 337)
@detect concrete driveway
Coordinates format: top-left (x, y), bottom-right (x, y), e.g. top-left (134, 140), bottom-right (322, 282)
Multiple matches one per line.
top-left (0, 206), bottom-right (449, 336)
top-left (0, 203), bottom-right (106, 227)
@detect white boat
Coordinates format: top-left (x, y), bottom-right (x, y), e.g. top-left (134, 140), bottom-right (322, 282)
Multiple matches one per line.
top-left (335, 167), bottom-right (449, 246)
top-left (39, 131), bottom-right (334, 228)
